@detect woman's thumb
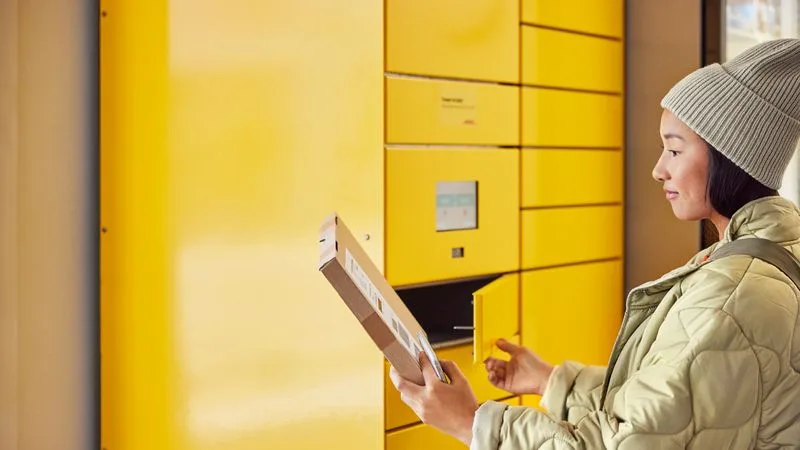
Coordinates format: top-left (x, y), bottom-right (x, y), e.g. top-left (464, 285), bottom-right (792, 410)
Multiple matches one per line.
top-left (440, 360), bottom-right (466, 385)
top-left (495, 338), bottom-right (520, 355)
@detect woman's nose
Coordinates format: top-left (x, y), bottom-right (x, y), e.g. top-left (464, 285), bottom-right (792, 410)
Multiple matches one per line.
top-left (652, 155), bottom-right (668, 182)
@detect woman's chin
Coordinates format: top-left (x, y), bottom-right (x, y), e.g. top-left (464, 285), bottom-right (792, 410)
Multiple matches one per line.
top-left (670, 204), bottom-right (704, 222)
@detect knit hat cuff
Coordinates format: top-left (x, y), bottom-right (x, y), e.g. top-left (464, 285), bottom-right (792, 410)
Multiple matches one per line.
top-left (660, 63), bottom-right (800, 190)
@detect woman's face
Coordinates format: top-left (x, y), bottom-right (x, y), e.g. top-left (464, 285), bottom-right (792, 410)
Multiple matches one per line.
top-left (652, 110), bottom-right (714, 221)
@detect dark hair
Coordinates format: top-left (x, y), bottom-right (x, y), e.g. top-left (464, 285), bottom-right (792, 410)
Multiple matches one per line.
top-left (706, 142), bottom-right (778, 218)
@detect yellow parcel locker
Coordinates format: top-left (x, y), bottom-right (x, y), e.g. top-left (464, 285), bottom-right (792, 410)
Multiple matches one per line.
top-left (521, 0), bottom-right (624, 38)
top-left (386, 77), bottom-right (519, 146)
top-left (386, 148), bottom-right (519, 287)
top-left (522, 394), bottom-right (543, 410)
top-left (386, 0), bottom-right (519, 82)
top-left (385, 274), bottom-right (519, 430)
top-left (521, 205), bottom-right (622, 269)
top-left (384, 335), bottom-right (518, 430)
top-left (521, 149), bottom-right (623, 207)
top-left (386, 397), bottom-right (520, 450)
top-left (386, 423), bottom-right (464, 450)
top-left (522, 26), bottom-right (623, 93)
top-left (521, 261), bottom-right (623, 368)
top-left (519, 260), bottom-right (622, 410)
top-left (522, 88), bottom-right (622, 148)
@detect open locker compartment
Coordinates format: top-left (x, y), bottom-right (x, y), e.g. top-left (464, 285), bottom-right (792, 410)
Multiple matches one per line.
top-left (395, 272), bottom-right (519, 363)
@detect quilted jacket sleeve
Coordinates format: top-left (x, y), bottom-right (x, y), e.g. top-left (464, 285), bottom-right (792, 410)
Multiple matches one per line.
top-left (471, 270), bottom-right (762, 450)
top-left (540, 362), bottom-right (607, 423)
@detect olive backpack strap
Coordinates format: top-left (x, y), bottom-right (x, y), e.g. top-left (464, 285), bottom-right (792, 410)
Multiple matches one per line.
top-left (707, 238), bottom-right (800, 289)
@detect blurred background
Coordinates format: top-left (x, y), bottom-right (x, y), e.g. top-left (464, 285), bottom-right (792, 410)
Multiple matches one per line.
top-left (726, 0), bottom-right (799, 201)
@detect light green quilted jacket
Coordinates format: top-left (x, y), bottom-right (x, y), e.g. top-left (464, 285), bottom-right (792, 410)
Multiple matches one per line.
top-left (472, 196), bottom-right (800, 449)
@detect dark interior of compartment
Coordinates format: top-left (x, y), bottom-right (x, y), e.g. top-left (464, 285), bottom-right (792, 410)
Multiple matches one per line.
top-left (396, 275), bottom-right (500, 345)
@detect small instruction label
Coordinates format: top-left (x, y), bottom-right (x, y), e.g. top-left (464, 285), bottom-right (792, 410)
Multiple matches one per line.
top-left (345, 249), bottom-right (418, 358)
top-left (439, 84), bottom-right (478, 127)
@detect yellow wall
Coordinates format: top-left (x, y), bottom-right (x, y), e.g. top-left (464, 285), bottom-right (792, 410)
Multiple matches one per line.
top-left (101, 1), bottom-right (384, 449)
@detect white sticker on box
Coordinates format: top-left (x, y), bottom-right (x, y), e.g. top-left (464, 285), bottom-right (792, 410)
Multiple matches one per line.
top-left (345, 249), bottom-right (418, 359)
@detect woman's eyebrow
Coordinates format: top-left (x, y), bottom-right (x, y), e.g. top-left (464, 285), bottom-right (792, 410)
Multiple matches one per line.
top-left (662, 133), bottom-right (685, 141)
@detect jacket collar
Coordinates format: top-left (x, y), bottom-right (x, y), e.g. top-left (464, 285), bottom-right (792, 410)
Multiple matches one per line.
top-left (720, 196), bottom-right (800, 245)
top-left (628, 196), bottom-right (800, 306)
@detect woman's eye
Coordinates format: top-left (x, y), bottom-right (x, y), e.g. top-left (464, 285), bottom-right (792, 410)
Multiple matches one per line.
top-left (668, 150), bottom-right (679, 157)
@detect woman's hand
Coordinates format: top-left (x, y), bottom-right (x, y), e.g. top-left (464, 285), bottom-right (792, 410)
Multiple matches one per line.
top-left (484, 338), bottom-right (554, 396)
top-left (389, 352), bottom-right (479, 446)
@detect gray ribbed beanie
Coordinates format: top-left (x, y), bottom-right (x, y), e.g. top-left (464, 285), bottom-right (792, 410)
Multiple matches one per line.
top-left (661, 38), bottom-right (800, 189)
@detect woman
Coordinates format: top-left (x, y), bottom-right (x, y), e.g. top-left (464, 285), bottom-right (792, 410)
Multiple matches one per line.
top-left (389, 38), bottom-right (800, 449)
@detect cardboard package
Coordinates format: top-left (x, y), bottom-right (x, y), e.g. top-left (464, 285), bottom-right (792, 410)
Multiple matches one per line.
top-left (318, 213), bottom-right (425, 385)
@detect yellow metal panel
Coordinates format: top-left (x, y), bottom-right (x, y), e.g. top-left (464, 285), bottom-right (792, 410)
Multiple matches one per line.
top-left (102, 1), bottom-right (384, 449)
top-left (386, 396), bottom-right (519, 448)
top-left (386, 77), bottom-right (519, 146)
top-left (503, 396), bottom-right (521, 406)
top-left (386, 148), bottom-right (519, 287)
top-left (521, 206), bottom-right (622, 269)
top-left (386, 0), bottom-right (519, 82)
top-left (386, 422), bottom-right (464, 450)
top-left (522, 88), bottom-right (622, 148)
top-left (474, 273), bottom-right (519, 363)
top-left (100, 1), bottom-right (171, 448)
top-left (521, 0), bottom-right (624, 38)
top-left (99, 3), bottom-right (113, 446)
top-left (521, 150), bottom-right (623, 207)
top-left (521, 26), bottom-right (623, 92)
top-left (521, 260), bottom-right (623, 369)
top-left (385, 344), bottom-right (514, 430)
top-left (521, 394), bottom-right (544, 410)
